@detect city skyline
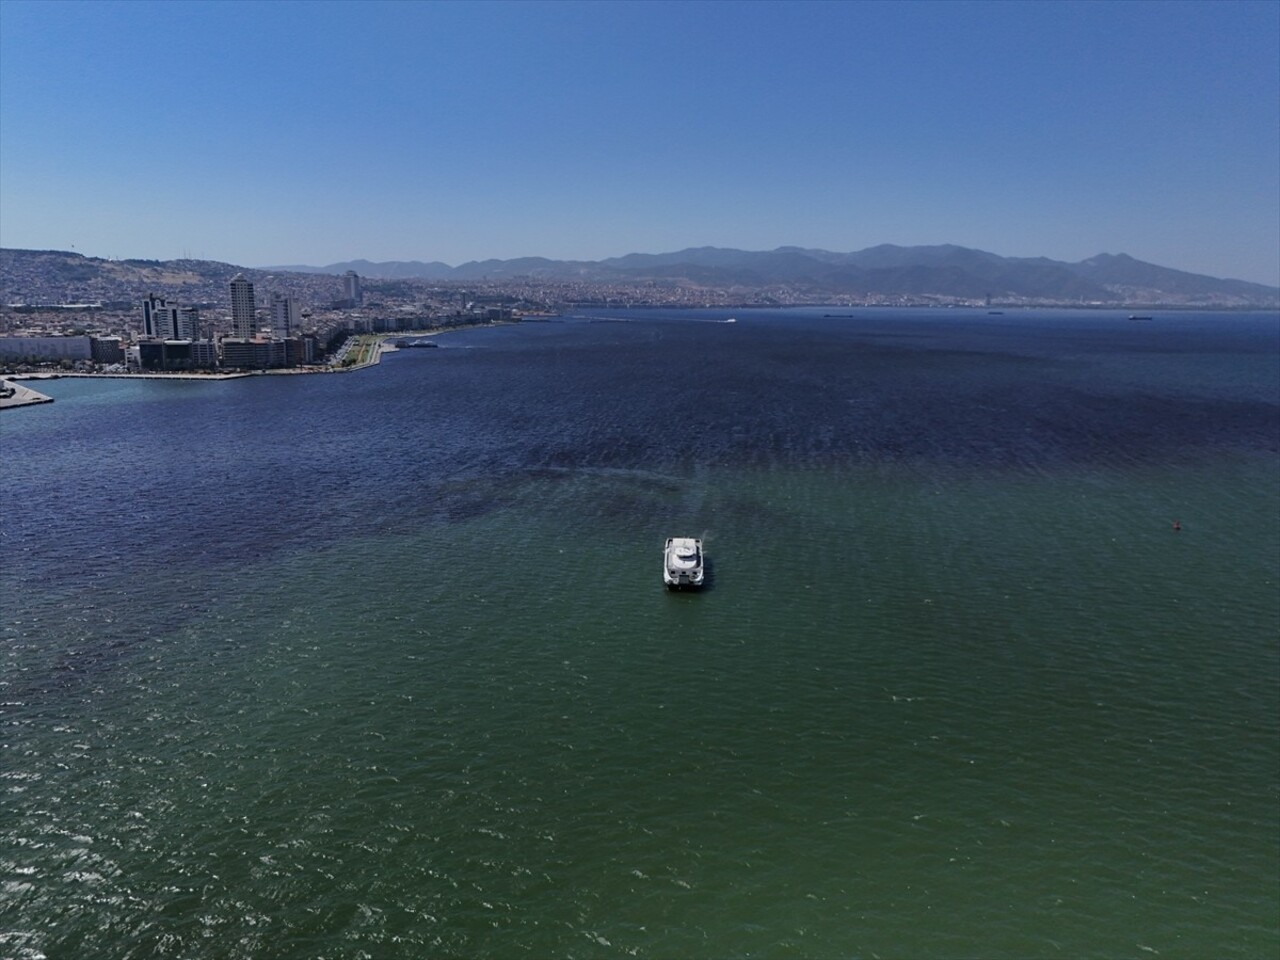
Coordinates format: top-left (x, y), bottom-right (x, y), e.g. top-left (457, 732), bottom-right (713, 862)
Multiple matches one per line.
top-left (1, 1), bottom-right (1277, 286)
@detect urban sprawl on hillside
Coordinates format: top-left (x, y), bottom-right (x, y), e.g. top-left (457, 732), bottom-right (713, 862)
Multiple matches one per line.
top-left (3, 243), bottom-right (1276, 376)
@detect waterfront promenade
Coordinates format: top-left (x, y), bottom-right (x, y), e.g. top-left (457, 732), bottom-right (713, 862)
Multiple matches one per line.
top-left (0, 324), bottom-right (504, 402)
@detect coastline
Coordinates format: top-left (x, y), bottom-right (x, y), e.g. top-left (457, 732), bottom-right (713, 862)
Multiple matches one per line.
top-left (0, 320), bottom-right (513, 387)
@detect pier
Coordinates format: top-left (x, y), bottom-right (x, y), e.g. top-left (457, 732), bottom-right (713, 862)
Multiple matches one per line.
top-left (0, 379), bottom-right (53, 410)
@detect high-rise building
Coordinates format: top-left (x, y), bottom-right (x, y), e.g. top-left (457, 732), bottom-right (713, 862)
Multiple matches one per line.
top-left (141, 294), bottom-right (180, 339)
top-left (230, 274), bottom-right (256, 338)
top-left (269, 293), bottom-right (299, 337)
top-left (178, 306), bottom-right (201, 341)
top-left (343, 270), bottom-right (362, 306)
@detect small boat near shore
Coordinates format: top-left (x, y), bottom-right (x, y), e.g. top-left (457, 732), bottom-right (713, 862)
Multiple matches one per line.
top-left (663, 537), bottom-right (705, 590)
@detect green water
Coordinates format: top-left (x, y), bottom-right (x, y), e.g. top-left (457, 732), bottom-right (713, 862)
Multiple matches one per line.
top-left (7, 460), bottom-right (1276, 958)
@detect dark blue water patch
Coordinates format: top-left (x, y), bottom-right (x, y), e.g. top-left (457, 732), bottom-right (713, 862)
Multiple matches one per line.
top-left (391, 314), bottom-right (1279, 471)
top-left (3, 312), bottom-right (1276, 593)
top-left (582, 305), bottom-right (1280, 350)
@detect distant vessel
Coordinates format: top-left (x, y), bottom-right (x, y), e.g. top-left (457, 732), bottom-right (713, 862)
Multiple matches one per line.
top-left (663, 537), bottom-right (705, 590)
top-left (1129, 315), bottom-right (1153, 321)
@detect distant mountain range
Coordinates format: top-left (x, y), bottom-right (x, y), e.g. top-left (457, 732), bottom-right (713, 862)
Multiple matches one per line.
top-left (266, 245), bottom-right (1278, 305)
top-left (3, 245), bottom-right (1276, 308)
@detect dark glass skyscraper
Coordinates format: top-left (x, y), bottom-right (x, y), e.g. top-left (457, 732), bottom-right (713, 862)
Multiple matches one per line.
top-left (230, 274), bottom-right (256, 338)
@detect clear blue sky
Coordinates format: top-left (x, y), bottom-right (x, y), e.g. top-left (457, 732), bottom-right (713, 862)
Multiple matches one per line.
top-left (2, 0), bottom-right (1277, 284)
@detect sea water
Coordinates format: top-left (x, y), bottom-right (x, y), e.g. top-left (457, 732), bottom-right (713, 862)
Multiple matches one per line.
top-left (2, 308), bottom-right (1277, 957)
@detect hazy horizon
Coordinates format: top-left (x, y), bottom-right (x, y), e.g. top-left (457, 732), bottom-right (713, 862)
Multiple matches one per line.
top-left (3, 241), bottom-right (1277, 291)
top-left (1, 1), bottom-right (1277, 285)
top-left (245, 245), bottom-right (1275, 287)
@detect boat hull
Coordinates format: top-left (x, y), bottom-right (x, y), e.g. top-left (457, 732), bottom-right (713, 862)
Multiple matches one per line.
top-left (664, 576), bottom-right (704, 590)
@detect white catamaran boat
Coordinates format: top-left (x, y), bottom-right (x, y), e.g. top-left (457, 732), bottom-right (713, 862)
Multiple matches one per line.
top-left (663, 537), bottom-right (705, 589)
